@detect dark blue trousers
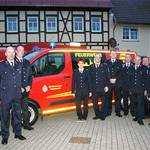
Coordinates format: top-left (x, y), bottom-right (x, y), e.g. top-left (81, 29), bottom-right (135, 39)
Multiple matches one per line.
top-left (92, 92), bottom-right (107, 118)
top-left (0, 100), bottom-right (22, 139)
top-left (131, 93), bottom-right (144, 121)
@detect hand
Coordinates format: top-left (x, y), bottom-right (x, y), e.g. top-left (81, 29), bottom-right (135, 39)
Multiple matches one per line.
top-left (25, 86), bottom-right (31, 92)
top-left (104, 86), bottom-right (109, 93)
top-left (89, 92), bottom-right (92, 97)
top-left (72, 93), bottom-right (75, 97)
top-left (110, 78), bottom-right (116, 84)
top-left (21, 88), bottom-right (25, 93)
top-left (144, 90), bottom-right (147, 96)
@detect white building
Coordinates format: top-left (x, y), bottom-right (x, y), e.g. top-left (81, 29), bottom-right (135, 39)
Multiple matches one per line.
top-left (110, 0), bottom-right (150, 56)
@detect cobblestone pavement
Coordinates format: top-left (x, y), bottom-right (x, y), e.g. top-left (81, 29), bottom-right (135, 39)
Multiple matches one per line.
top-left (0, 109), bottom-right (150, 150)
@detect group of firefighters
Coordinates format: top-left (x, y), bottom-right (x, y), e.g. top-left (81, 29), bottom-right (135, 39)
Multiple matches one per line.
top-left (72, 51), bottom-right (150, 126)
top-left (0, 46), bottom-right (33, 145)
top-left (0, 46), bottom-right (150, 145)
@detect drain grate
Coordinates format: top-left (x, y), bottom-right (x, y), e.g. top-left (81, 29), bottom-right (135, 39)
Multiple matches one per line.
top-left (69, 137), bottom-right (91, 144)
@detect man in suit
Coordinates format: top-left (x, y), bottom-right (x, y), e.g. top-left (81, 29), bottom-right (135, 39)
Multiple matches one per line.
top-left (15, 45), bottom-right (33, 130)
top-left (0, 47), bottom-right (26, 145)
top-left (141, 57), bottom-right (150, 117)
top-left (145, 64), bottom-right (150, 125)
top-left (106, 51), bottom-right (122, 117)
top-left (121, 55), bottom-right (134, 116)
top-left (72, 58), bottom-right (91, 120)
top-left (129, 56), bottom-right (147, 125)
top-left (89, 53), bottom-right (109, 120)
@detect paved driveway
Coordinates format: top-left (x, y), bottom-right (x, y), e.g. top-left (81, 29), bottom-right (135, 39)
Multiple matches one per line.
top-left (0, 109), bottom-right (150, 150)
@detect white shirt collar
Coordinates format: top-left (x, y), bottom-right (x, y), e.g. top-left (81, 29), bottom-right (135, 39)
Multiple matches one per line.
top-left (79, 68), bottom-right (84, 72)
top-left (7, 59), bottom-right (14, 64)
top-left (126, 63), bottom-right (130, 66)
top-left (95, 63), bottom-right (100, 67)
top-left (16, 56), bottom-right (23, 62)
top-left (111, 59), bottom-right (116, 63)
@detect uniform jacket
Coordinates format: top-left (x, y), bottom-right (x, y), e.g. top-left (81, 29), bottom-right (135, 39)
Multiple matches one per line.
top-left (72, 69), bottom-right (91, 96)
top-left (121, 63), bottom-right (134, 90)
top-left (0, 60), bottom-right (22, 102)
top-left (145, 66), bottom-right (150, 93)
top-left (15, 57), bottom-right (32, 88)
top-left (129, 65), bottom-right (146, 94)
top-left (106, 59), bottom-right (122, 87)
top-left (89, 63), bottom-right (110, 93)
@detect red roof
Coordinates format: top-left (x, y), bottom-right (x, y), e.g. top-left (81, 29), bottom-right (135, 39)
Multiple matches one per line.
top-left (0, 0), bottom-right (111, 8)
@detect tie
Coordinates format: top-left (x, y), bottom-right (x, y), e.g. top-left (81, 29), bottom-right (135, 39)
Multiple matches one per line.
top-left (79, 69), bottom-right (83, 73)
top-left (135, 66), bottom-right (138, 70)
top-left (11, 62), bottom-right (14, 67)
top-left (96, 64), bottom-right (99, 68)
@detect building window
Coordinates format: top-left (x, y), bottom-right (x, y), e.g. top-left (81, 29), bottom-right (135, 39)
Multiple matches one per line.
top-left (27, 16), bottom-right (39, 33)
top-left (46, 16), bottom-right (57, 32)
top-left (73, 16), bottom-right (84, 32)
top-left (91, 17), bottom-right (102, 32)
top-left (123, 27), bottom-right (138, 40)
top-left (6, 16), bottom-right (18, 32)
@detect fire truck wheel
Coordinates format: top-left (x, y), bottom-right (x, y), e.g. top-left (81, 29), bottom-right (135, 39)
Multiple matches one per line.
top-left (28, 103), bottom-right (38, 125)
top-left (120, 98), bottom-right (130, 111)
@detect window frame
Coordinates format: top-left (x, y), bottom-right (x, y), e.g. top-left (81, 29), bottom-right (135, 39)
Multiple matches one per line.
top-left (91, 16), bottom-right (102, 33)
top-left (31, 52), bottom-right (65, 77)
top-left (6, 16), bottom-right (18, 33)
top-left (73, 16), bottom-right (84, 32)
top-left (46, 16), bottom-right (58, 32)
top-left (27, 16), bottom-right (39, 33)
top-left (122, 27), bottom-right (139, 41)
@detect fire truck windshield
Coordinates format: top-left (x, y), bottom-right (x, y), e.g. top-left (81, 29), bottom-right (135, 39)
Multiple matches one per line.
top-left (24, 51), bottom-right (41, 60)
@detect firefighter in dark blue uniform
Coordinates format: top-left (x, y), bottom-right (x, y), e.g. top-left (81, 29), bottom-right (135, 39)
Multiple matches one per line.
top-left (0, 47), bottom-right (26, 145)
top-left (146, 64), bottom-right (150, 125)
top-left (121, 55), bottom-right (134, 116)
top-left (72, 58), bottom-right (91, 120)
top-left (15, 45), bottom-right (33, 130)
top-left (129, 56), bottom-right (147, 125)
top-left (141, 57), bottom-right (150, 116)
top-left (0, 94), bottom-right (1, 136)
top-left (89, 53), bottom-right (109, 120)
top-left (106, 51), bottom-right (122, 117)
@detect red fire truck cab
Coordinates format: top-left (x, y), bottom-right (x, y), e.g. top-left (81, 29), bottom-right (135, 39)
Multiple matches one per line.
top-left (24, 43), bottom-right (136, 125)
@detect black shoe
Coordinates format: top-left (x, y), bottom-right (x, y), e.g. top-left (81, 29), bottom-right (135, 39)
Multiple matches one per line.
top-left (124, 112), bottom-right (128, 116)
top-left (116, 113), bottom-right (122, 117)
top-left (99, 117), bottom-right (105, 121)
top-left (2, 138), bottom-right (8, 145)
top-left (132, 117), bottom-right (138, 121)
top-left (83, 116), bottom-right (87, 120)
top-left (23, 126), bottom-right (34, 130)
top-left (107, 113), bottom-right (111, 116)
top-left (138, 120), bottom-right (144, 125)
top-left (15, 135), bottom-right (26, 140)
top-left (130, 112), bottom-right (135, 117)
top-left (78, 117), bottom-right (82, 120)
top-left (93, 116), bottom-right (99, 120)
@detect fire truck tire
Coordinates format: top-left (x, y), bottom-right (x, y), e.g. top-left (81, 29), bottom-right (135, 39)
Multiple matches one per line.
top-left (28, 103), bottom-right (39, 125)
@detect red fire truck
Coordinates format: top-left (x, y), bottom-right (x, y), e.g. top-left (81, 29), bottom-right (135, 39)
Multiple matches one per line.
top-left (19, 43), bottom-right (137, 125)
